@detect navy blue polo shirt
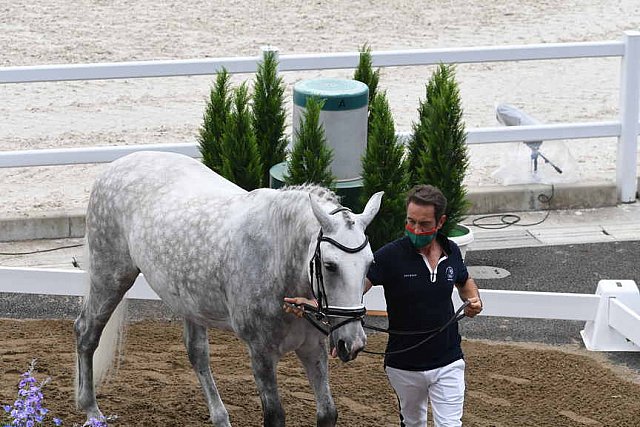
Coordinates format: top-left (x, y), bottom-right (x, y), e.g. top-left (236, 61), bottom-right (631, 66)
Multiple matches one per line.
top-left (367, 233), bottom-right (469, 371)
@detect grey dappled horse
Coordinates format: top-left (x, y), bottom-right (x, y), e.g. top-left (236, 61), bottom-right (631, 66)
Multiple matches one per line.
top-left (74, 151), bottom-right (382, 426)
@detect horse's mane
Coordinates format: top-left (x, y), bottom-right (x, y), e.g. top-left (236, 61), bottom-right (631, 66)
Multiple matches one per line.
top-left (276, 184), bottom-right (354, 228)
top-left (278, 184), bottom-right (341, 205)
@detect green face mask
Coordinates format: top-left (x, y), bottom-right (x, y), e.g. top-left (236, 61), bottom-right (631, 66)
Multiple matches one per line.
top-left (405, 224), bottom-right (437, 249)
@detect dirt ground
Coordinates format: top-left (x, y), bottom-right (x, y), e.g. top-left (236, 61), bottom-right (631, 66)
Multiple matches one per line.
top-left (1, 319), bottom-right (639, 426)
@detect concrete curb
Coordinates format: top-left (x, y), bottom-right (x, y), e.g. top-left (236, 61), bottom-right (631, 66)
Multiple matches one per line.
top-left (467, 181), bottom-right (619, 214)
top-left (0, 180), bottom-right (632, 242)
top-left (0, 210), bottom-right (86, 243)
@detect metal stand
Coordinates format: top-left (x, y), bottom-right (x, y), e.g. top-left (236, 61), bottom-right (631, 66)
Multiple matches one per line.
top-left (496, 104), bottom-right (563, 176)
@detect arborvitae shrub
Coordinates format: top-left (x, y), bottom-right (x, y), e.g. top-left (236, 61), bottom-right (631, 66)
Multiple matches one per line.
top-left (285, 97), bottom-right (335, 190)
top-left (360, 92), bottom-right (408, 250)
top-left (354, 43), bottom-right (380, 135)
top-left (199, 69), bottom-right (232, 173)
top-left (220, 83), bottom-right (262, 191)
top-left (252, 50), bottom-right (287, 187)
top-left (407, 64), bottom-right (469, 235)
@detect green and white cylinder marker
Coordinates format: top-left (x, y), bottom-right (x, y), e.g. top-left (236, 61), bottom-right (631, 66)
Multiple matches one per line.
top-left (292, 78), bottom-right (369, 181)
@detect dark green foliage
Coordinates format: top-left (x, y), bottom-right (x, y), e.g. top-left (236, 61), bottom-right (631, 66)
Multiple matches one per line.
top-left (252, 50), bottom-right (288, 187)
top-left (220, 83), bottom-right (262, 191)
top-left (407, 64), bottom-right (470, 236)
top-left (199, 68), bottom-right (232, 173)
top-left (354, 43), bottom-right (379, 105)
top-left (360, 92), bottom-right (408, 250)
top-left (285, 97), bottom-right (335, 189)
top-left (353, 43), bottom-right (380, 135)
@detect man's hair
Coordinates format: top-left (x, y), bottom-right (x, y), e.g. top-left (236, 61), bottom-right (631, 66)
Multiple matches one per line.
top-left (406, 184), bottom-right (448, 220)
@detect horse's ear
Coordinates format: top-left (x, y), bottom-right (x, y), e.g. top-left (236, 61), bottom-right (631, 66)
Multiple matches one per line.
top-left (357, 191), bottom-right (384, 229)
top-left (309, 194), bottom-right (336, 232)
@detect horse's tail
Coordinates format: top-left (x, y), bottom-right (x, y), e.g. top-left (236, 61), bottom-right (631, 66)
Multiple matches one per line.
top-left (92, 296), bottom-right (128, 388)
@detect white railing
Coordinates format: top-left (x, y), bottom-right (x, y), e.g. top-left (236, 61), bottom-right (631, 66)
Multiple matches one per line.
top-left (1, 33), bottom-right (639, 201)
top-left (1, 266), bottom-right (638, 351)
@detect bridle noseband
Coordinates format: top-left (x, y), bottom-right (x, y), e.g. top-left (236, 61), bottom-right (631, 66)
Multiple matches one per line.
top-left (300, 207), bottom-right (369, 336)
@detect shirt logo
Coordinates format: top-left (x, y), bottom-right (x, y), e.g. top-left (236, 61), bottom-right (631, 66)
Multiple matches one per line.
top-left (403, 273), bottom-right (418, 278)
top-left (445, 266), bottom-right (455, 282)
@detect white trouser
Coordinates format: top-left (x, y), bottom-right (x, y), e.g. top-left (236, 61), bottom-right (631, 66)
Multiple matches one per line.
top-left (385, 358), bottom-right (465, 427)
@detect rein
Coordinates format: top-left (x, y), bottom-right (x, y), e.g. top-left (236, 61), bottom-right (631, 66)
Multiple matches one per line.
top-left (301, 207), bottom-right (369, 336)
top-left (361, 300), bottom-right (470, 356)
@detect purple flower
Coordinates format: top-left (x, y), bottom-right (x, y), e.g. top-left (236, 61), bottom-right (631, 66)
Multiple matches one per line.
top-left (1, 361), bottom-right (64, 427)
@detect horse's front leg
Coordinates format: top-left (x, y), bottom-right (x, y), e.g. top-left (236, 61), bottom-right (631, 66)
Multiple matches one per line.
top-left (295, 338), bottom-right (337, 427)
top-left (248, 346), bottom-right (285, 427)
top-left (183, 320), bottom-right (231, 426)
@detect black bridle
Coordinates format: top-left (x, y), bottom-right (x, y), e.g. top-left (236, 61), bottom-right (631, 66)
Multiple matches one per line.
top-left (292, 207), bottom-right (470, 354)
top-left (297, 207), bottom-right (370, 336)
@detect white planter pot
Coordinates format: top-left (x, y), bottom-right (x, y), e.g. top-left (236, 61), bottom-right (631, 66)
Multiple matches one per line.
top-left (448, 224), bottom-right (474, 260)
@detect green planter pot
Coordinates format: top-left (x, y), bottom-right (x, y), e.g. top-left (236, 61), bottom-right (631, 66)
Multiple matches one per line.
top-left (448, 224), bottom-right (474, 260)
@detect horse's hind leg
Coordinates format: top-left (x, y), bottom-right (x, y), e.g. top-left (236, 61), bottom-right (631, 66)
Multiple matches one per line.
top-left (295, 340), bottom-right (337, 427)
top-left (74, 260), bottom-right (139, 419)
top-left (183, 320), bottom-right (231, 426)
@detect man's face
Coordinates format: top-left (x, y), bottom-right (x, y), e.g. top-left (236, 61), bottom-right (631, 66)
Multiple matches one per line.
top-left (406, 202), bottom-right (445, 233)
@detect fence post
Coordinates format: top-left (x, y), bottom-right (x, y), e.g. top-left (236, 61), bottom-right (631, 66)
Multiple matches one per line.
top-left (617, 31), bottom-right (640, 203)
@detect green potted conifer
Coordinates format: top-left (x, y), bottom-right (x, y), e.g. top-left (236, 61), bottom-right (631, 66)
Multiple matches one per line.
top-left (407, 64), bottom-right (473, 256)
top-left (284, 97), bottom-right (336, 189)
top-left (252, 49), bottom-right (287, 187)
top-left (198, 69), bottom-right (232, 174)
top-left (360, 91), bottom-right (408, 251)
top-left (353, 43), bottom-right (380, 137)
top-left (220, 82), bottom-right (262, 191)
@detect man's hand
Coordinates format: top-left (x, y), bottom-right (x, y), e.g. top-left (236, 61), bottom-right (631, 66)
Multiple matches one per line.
top-left (464, 296), bottom-right (483, 318)
top-left (283, 297), bottom-right (338, 358)
top-left (283, 297), bottom-right (317, 318)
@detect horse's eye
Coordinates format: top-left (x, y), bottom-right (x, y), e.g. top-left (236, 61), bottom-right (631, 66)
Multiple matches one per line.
top-left (323, 262), bottom-right (338, 272)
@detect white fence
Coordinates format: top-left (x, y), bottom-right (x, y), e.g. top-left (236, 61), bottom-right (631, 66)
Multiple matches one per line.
top-left (1, 35), bottom-right (640, 352)
top-left (1, 266), bottom-right (638, 352)
top-left (1, 32), bottom-right (639, 201)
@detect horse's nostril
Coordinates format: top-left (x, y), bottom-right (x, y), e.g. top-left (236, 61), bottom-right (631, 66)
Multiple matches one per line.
top-left (337, 340), bottom-right (351, 362)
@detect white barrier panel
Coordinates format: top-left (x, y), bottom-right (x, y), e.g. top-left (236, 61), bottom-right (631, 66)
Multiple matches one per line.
top-left (1, 267), bottom-right (639, 351)
top-left (364, 285), bottom-right (600, 321)
top-left (581, 280), bottom-right (640, 351)
top-left (609, 299), bottom-right (640, 348)
top-left (0, 266), bottom-right (160, 300)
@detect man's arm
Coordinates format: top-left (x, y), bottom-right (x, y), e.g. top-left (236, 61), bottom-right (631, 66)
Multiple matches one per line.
top-left (455, 277), bottom-right (482, 317)
top-left (364, 277), bottom-right (373, 294)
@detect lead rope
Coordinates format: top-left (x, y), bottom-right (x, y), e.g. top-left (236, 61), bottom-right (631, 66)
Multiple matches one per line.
top-left (361, 300), bottom-right (470, 356)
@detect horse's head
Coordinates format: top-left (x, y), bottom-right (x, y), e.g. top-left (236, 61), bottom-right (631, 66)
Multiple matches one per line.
top-left (308, 191), bottom-right (383, 362)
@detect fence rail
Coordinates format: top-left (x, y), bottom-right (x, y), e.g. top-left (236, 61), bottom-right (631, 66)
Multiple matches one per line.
top-left (0, 266), bottom-right (638, 351)
top-left (1, 33), bottom-right (639, 201)
top-left (0, 41), bottom-right (626, 84)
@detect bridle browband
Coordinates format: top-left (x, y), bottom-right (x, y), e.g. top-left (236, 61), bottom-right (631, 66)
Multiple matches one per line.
top-left (299, 206), bottom-right (369, 336)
